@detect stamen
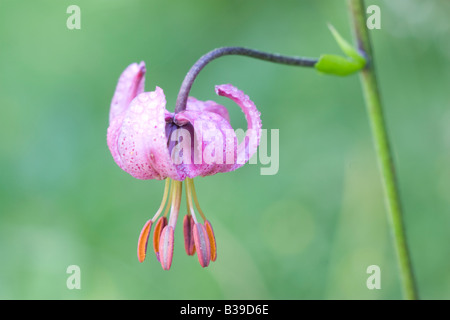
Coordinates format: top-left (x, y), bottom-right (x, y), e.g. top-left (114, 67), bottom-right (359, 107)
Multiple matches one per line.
top-left (159, 225), bottom-right (174, 270)
top-left (137, 220), bottom-right (152, 263)
top-left (193, 223), bottom-right (211, 268)
top-left (137, 178), bottom-right (171, 263)
top-left (158, 180), bottom-right (182, 270)
top-left (205, 220), bottom-right (217, 262)
top-left (162, 179), bottom-right (174, 218)
top-left (188, 178), bottom-right (207, 221)
top-left (167, 180), bottom-right (183, 228)
top-left (185, 178), bottom-right (217, 266)
top-left (153, 216), bottom-right (167, 261)
top-left (152, 178), bottom-right (171, 221)
top-left (185, 178), bottom-right (199, 223)
top-left (183, 214), bottom-right (196, 256)
top-left (183, 179), bottom-right (197, 256)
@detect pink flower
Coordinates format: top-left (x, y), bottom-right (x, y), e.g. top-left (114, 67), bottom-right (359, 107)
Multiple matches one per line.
top-left (107, 62), bottom-right (262, 270)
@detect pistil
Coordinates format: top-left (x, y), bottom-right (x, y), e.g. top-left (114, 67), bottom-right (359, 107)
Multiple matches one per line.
top-left (158, 180), bottom-right (182, 270)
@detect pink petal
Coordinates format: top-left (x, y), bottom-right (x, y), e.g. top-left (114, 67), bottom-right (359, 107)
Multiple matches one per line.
top-left (171, 85), bottom-right (261, 178)
top-left (107, 62), bottom-right (146, 173)
top-left (173, 109), bottom-right (235, 178)
top-left (215, 84), bottom-right (262, 171)
top-left (187, 97), bottom-right (230, 123)
top-left (107, 113), bottom-right (127, 171)
top-left (112, 87), bottom-right (182, 180)
top-left (109, 62), bottom-right (146, 123)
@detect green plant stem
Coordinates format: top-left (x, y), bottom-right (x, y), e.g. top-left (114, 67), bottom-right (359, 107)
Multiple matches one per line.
top-left (347, 0), bottom-right (418, 300)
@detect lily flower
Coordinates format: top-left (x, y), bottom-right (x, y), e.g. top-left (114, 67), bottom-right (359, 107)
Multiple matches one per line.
top-left (107, 62), bottom-right (261, 270)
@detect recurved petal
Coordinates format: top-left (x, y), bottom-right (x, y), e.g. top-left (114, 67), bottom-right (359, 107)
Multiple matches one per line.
top-left (137, 219), bottom-right (153, 263)
top-left (114, 87), bottom-right (182, 180)
top-left (159, 226), bottom-right (175, 270)
top-left (173, 109), bottom-right (235, 178)
top-left (215, 84), bottom-right (262, 171)
top-left (107, 113), bottom-right (127, 171)
top-left (109, 62), bottom-right (146, 123)
top-left (193, 223), bottom-right (211, 268)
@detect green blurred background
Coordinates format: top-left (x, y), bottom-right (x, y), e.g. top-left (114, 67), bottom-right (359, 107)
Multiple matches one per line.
top-left (1, 0), bottom-right (449, 299)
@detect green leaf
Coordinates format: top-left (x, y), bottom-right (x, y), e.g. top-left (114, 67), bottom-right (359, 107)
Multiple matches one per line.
top-left (328, 24), bottom-right (366, 66)
top-left (314, 24), bottom-right (366, 76)
top-left (315, 54), bottom-right (363, 76)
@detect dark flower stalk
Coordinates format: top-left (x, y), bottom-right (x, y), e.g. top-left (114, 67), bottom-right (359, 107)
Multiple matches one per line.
top-left (174, 47), bottom-right (318, 113)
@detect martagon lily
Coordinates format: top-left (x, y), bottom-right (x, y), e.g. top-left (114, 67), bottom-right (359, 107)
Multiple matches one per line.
top-left (107, 61), bottom-right (262, 270)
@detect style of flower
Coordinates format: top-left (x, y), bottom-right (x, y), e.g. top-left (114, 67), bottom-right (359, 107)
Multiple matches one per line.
top-left (107, 61), bottom-right (261, 270)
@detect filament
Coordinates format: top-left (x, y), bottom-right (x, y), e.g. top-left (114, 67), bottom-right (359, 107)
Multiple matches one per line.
top-left (185, 178), bottom-right (199, 224)
top-left (151, 178), bottom-right (171, 222)
top-left (168, 180), bottom-right (183, 228)
top-left (187, 178), bottom-right (207, 221)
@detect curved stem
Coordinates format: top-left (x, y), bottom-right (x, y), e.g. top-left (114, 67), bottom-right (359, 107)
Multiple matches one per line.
top-left (347, 0), bottom-right (418, 299)
top-left (174, 47), bottom-right (318, 113)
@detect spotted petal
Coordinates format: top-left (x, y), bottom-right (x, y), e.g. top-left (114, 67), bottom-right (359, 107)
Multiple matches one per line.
top-left (172, 84), bottom-right (262, 178)
top-left (107, 62), bottom-right (146, 171)
top-left (215, 84), bottom-right (262, 172)
top-left (109, 62), bottom-right (146, 122)
top-left (110, 87), bottom-right (182, 180)
top-left (174, 108), bottom-right (234, 178)
top-left (186, 97), bottom-right (230, 123)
